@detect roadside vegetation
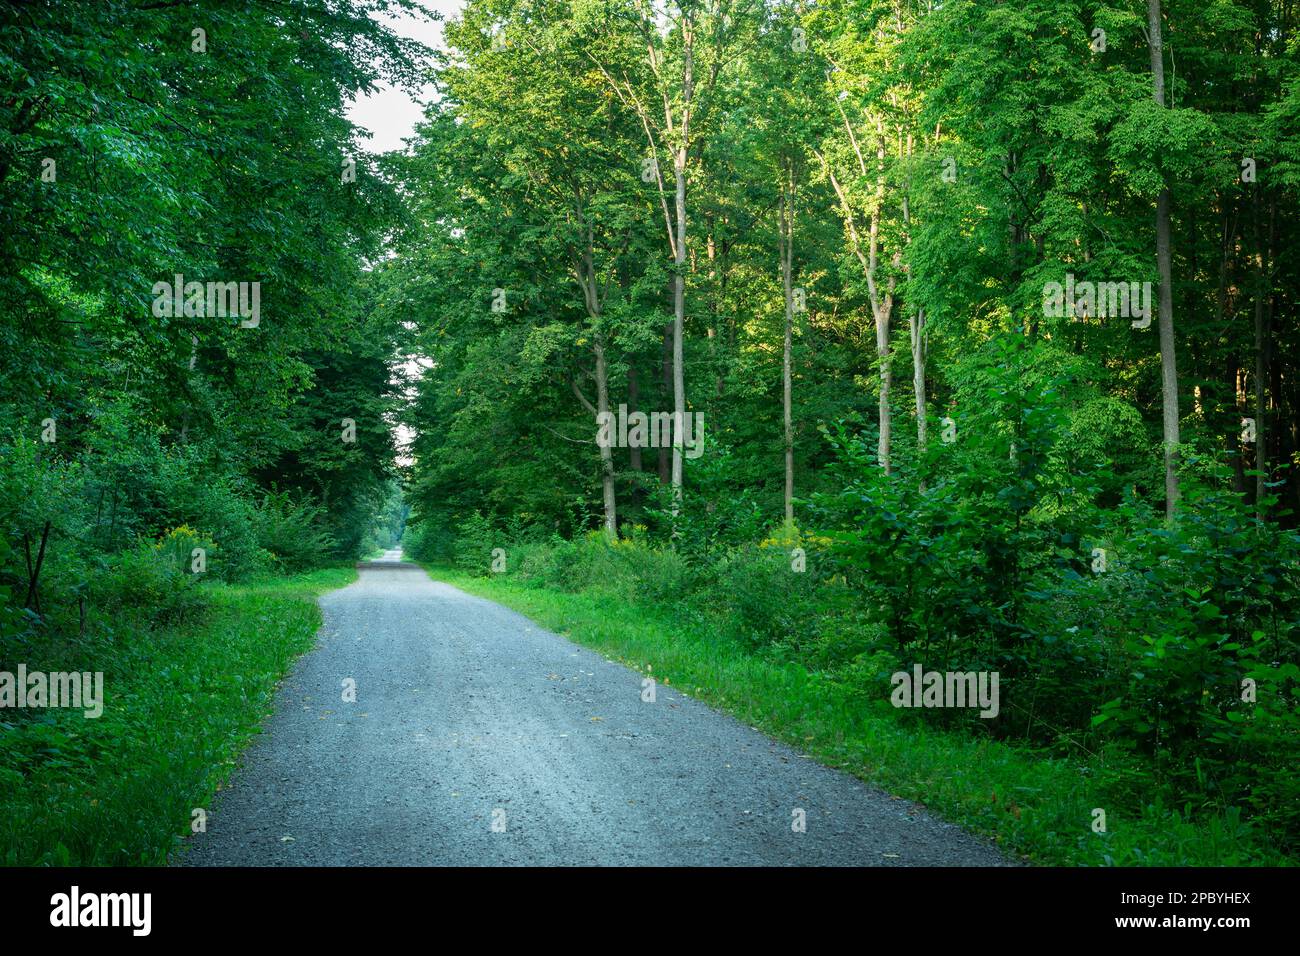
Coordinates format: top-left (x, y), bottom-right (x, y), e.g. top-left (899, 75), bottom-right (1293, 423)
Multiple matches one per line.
top-left (0, 567), bottom-right (354, 866)
top-left (419, 530), bottom-right (1293, 866)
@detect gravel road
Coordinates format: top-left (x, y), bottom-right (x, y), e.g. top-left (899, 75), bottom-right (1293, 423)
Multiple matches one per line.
top-left (179, 550), bottom-right (1013, 866)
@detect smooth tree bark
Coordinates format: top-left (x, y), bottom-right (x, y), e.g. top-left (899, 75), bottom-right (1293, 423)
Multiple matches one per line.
top-left (866, 131), bottom-right (897, 476)
top-left (593, 336), bottom-right (617, 538)
top-left (818, 100), bottom-right (898, 475)
top-left (671, 64), bottom-right (688, 516)
top-left (573, 210), bottom-right (619, 540)
top-left (659, 319), bottom-right (673, 485)
top-left (910, 306), bottom-right (927, 464)
top-left (901, 132), bottom-right (926, 485)
top-left (1147, 0), bottom-right (1182, 518)
top-left (778, 154), bottom-right (797, 526)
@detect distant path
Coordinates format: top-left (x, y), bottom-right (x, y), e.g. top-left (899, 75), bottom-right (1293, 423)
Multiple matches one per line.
top-left (179, 549), bottom-right (1013, 866)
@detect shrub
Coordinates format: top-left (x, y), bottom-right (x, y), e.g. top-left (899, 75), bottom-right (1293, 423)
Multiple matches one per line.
top-left (511, 537), bottom-right (576, 587)
top-left (401, 516), bottom-right (454, 563)
top-left (712, 544), bottom-right (819, 652)
top-left (452, 512), bottom-right (501, 575)
top-left (166, 474), bottom-right (268, 581)
top-left (89, 539), bottom-right (205, 626)
top-left (255, 492), bottom-right (335, 573)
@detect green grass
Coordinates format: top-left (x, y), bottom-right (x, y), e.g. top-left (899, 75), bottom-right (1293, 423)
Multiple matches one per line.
top-left (424, 562), bottom-right (1285, 867)
top-left (0, 566), bottom-right (354, 865)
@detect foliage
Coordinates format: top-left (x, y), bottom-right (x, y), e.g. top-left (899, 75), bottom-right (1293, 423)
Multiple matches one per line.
top-left (255, 493), bottom-right (338, 574)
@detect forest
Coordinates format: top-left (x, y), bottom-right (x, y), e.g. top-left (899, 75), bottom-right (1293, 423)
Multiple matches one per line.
top-left (392, 0), bottom-right (1300, 864)
top-left (2, 0), bottom-right (1298, 867)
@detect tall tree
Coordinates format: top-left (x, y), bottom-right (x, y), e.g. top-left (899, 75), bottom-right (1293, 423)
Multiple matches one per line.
top-left (1147, 0), bottom-right (1182, 517)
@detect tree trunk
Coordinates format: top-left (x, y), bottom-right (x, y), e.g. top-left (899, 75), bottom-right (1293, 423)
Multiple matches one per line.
top-left (876, 301), bottom-right (892, 475)
top-left (669, 35), bottom-right (692, 517)
top-left (1252, 189), bottom-right (1273, 516)
top-left (1229, 361), bottom-right (1246, 494)
top-left (910, 307), bottom-right (927, 479)
top-left (869, 132), bottom-right (894, 474)
top-left (659, 319), bottom-right (672, 485)
top-left (575, 212), bottom-right (618, 540)
top-left (1148, 0), bottom-right (1181, 518)
top-left (779, 157), bottom-right (796, 527)
top-left (901, 133), bottom-right (925, 488)
top-left (671, 155), bottom-right (686, 514)
top-left (593, 336), bottom-right (617, 540)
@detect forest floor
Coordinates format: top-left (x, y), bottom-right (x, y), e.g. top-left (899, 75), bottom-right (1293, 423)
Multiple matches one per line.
top-left (177, 551), bottom-right (1013, 866)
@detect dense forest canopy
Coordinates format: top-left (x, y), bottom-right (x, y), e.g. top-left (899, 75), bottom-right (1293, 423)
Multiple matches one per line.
top-left (1, 0), bottom-right (418, 578)
top-left (1, 0), bottom-right (1298, 865)
top-left (392, 0), bottom-right (1300, 537)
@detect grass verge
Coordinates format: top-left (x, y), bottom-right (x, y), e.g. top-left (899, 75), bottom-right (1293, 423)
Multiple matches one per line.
top-left (0, 566), bottom-right (354, 865)
top-left (424, 562), bottom-right (1284, 867)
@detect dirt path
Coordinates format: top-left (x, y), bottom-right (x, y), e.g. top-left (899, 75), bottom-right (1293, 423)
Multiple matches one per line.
top-left (179, 551), bottom-right (1013, 866)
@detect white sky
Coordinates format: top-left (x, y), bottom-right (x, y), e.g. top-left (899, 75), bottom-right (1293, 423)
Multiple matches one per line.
top-left (346, 1), bottom-right (464, 154)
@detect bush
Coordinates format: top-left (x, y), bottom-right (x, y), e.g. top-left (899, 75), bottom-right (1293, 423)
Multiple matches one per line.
top-left (400, 514), bottom-right (453, 563)
top-left (802, 346), bottom-right (1300, 855)
top-left (166, 474), bottom-right (268, 581)
top-left (452, 512), bottom-right (502, 575)
top-left (1055, 493), bottom-right (1300, 853)
top-left (89, 538), bottom-right (205, 626)
top-left (511, 537), bottom-right (577, 587)
top-left (610, 538), bottom-right (690, 605)
top-left (255, 492), bottom-right (336, 573)
top-left (712, 544), bottom-right (819, 652)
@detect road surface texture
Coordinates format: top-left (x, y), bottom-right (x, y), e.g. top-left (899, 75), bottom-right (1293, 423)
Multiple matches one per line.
top-left (180, 550), bottom-right (1014, 866)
